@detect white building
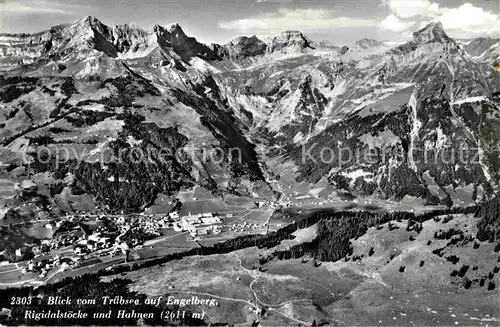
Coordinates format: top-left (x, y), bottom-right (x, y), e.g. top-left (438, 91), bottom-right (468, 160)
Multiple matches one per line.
top-left (182, 215), bottom-right (201, 225)
top-left (200, 217), bottom-right (221, 225)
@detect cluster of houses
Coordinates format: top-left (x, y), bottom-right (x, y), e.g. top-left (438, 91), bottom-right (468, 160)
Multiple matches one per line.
top-left (229, 220), bottom-right (268, 233)
top-left (247, 304), bottom-right (264, 316)
top-left (89, 215), bottom-right (162, 255)
top-left (22, 254), bottom-right (77, 278)
top-left (13, 208), bottom-right (246, 280)
top-left (255, 201), bottom-right (281, 209)
top-left (18, 213), bottom-right (165, 279)
top-left (36, 216), bottom-right (118, 255)
top-left (170, 212), bottom-right (224, 238)
top-left (72, 233), bottom-right (113, 255)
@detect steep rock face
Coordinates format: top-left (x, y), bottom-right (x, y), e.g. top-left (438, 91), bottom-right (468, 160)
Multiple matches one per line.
top-left (413, 21), bottom-right (452, 44)
top-left (266, 30), bottom-right (315, 53)
top-left (311, 40), bottom-right (340, 52)
top-left (270, 74), bottom-right (329, 142)
top-left (0, 20), bottom-right (265, 212)
top-left (0, 17), bottom-right (149, 65)
top-left (222, 36), bottom-right (267, 58)
top-left (282, 23), bottom-right (500, 203)
top-left (212, 33), bottom-right (342, 61)
top-left (110, 23), bottom-right (152, 54)
top-left (153, 23), bottom-right (221, 63)
top-left (463, 38), bottom-right (499, 57)
top-left (0, 17), bottom-right (221, 72)
top-left (0, 31), bottom-right (55, 69)
top-left (460, 37), bottom-right (500, 68)
top-left (354, 38), bottom-right (385, 50)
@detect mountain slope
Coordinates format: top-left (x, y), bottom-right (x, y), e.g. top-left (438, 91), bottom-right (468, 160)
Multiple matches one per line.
top-left (0, 18), bottom-right (498, 217)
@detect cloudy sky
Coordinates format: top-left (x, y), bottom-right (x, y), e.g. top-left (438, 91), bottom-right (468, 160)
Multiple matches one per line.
top-left (0, 0), bottom-right (498, 44)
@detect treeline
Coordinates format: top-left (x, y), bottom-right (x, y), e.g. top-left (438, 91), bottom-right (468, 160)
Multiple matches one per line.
top-left (98, 219), bottom-right (304, 276)
top-left (0, 75), bottom-right (38, 103)
top-left (476, 196), bottom-right (499, 242)
top-left (272, 210), bottom-right (414, 262)
top-left (27, 135), bottom-right (99, 146)
top-left (1, 108), bottom-right (78, 146)
top-left (271, 204), bottom-right (483, 263)
top-left (48, 77), bottom-right (77, 118)
top-left (29, 114), bottom-right (195, 211)
top-left (65, 110), bottom-right (115, 128)
top-left (287, 96), bottom-right (497, 205)
top-left (100, 205), bottom-right (482, 276)
top-left (1, 77), bottom-right (77, 144)
top-left (170, 85), bottom-right (264, 181)
top-left (74, 73), bottom-right (161, 109)
top-left (2, 202), bottom-right (496, 325)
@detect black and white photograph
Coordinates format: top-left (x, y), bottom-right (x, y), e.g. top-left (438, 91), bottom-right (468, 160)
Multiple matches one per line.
top-left (0, 0), bottom-right (499, 325)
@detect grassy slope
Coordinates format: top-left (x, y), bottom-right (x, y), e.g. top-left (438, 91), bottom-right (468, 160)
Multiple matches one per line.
top-left (105, 213), bottom-right (500, 326)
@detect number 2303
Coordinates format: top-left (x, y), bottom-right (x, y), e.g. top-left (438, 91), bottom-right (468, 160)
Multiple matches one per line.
top-left (10, 297), bottom-right (32, 305)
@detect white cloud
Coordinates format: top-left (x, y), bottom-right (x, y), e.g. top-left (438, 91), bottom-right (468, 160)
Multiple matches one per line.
top-left (381, 0), bottom-right (500, 39)
top-left (218, 8), bottom-right (377, 35)
top-left (380, 14), bottom-right (415, 33)
top-left (438, 3), bottom-right (500, 38)
top-left (0, 0), bottom-right (74, 15)
top-left (383, 0), bottom-right (441, 19)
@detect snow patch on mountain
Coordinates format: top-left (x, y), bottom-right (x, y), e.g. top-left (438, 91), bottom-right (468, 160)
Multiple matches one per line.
top-left (189, 57), bottom-right (220, 73)
top-left (435, 127), bottom-right (447, 149)
top-left (451, 96), bottom-right (486, 105)
top-left (293, 132), bottom-right (304, 143)
top-left (408, 92), bottom-right (421, 174)
top-left (358, 130), bottom-right (400, 149)
top-left (341, 169), bottom-right (374, 185)
top-left (86, 119), bottom-right (125, 135)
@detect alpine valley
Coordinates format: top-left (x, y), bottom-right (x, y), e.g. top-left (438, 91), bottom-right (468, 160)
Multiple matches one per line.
top-left (0, 16), bottom-right (499, 326)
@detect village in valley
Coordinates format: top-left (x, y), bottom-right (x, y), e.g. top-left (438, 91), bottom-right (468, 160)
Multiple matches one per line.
top-left (0, 168), bottom-right (431, 291)
top-left (0, 177), bottom-right (419, 289)
top-left (0, 185), bottom-right (286, 288)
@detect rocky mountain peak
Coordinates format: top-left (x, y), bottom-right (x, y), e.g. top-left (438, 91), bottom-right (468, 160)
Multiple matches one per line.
top-left (354, 38), bottom-right (384, 49)
top-left (311, 40), bottom-right (340, 52)
top-left (153, 22), bottom-right (220, 63)
top-left (165, 23), bottom-right (185, 36)
top-left (153, 23), bottom-right (188, 41)
top-left (267, 30), bottom-right (315, 53)
top-left (0, 15), bottom-right (498, 217)
top-left (413, 21), bottom-right (452, 44)
top-left (280, 30), bottom-right (307, 39)
top-left (222, 35), bottom-right (267, 58)
top-left (73, 15), bottom-right (108, 32)
top-left (229, 35), bottom-right (261, 46)
top-left (81, 15), bottom-right (102, 25)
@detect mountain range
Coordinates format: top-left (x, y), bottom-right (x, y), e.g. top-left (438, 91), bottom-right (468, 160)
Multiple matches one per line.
top-left (0, 16), bottom-right (499, 217)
